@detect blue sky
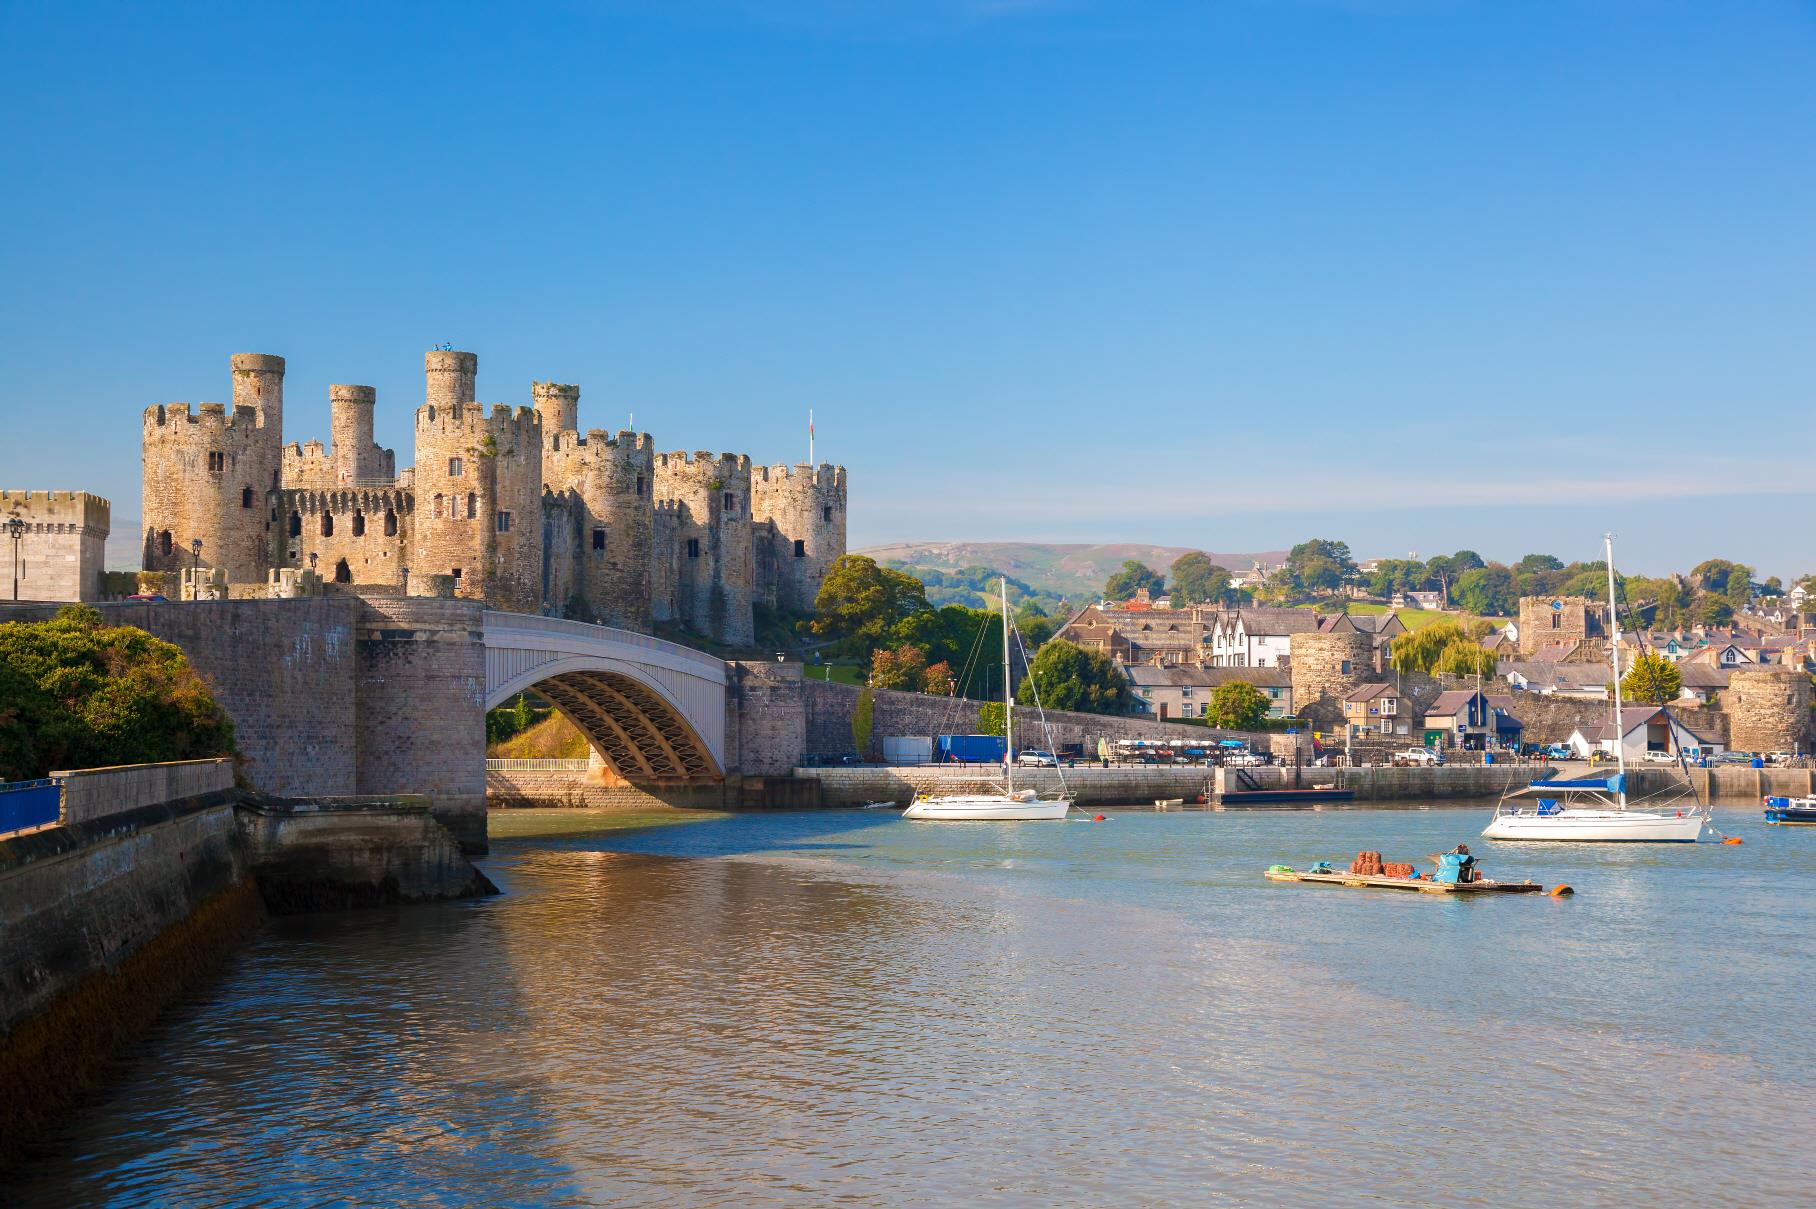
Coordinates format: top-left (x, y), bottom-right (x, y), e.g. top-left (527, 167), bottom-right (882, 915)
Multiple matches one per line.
top-left (1, 0), bottom-right (1812, 577)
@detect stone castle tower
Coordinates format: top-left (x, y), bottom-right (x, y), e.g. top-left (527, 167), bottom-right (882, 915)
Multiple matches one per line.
top-left (1725, 666), bottom-right (1812, 754)
top-left (1289, 629), bottom-right (1373, 725)
top-left (140, 349), bottom-right (849, 644)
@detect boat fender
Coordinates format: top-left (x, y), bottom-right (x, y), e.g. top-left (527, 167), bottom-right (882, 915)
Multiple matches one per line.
top-left (1092, 813), bottom-right (1107, 822)
top-left (1549, 885), bottom-right (1574, 897)
top-left (1723, 837), bottom-right (1743, 845)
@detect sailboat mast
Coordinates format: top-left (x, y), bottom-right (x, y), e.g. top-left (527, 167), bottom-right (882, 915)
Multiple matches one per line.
top-left (1002, 576), bottom-right (1014, 795)
top-left (1605, 533), bottom-right (1627, 799)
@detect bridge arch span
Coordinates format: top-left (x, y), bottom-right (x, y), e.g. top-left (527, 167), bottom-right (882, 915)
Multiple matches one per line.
top-left (482, 612), bottom-right (727, 782)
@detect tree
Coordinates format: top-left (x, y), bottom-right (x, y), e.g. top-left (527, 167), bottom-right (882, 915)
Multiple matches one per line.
top-left (1287, 540), bottom-right (1357, 594)
top-left (922, 660), bottom-right (956, 696)
top-left (851, 687), bottom-right (874, 755)
top-left (1202, 681), bottom-right (1270, 731)
top-left (1014, 601), bottom-right (1060, 648)
top-left (1368, 558), bottom-right (1426, 599)
top-left (1452, 566), bottom-right (1515, 617)
top-left (977, 701), bottom-right (1007, 738)
top-left (1432, 640), bottom-right (1497, 679)
top-left (1103, 560), bottom-right (1164, 602)
top-left (1693, 596), bottom-right (1734, 626)
top-left (811, 555), bottom-right (930, 655)
top-left (869, 644), bottom-right (927, 690)
top-left (0, 605), bottom-right (236, 781)
top-left (1169, 552), bottom-right (1232, 605)
top-left (1516, 553), bottom-right (1564, 575)
top-left (1622, 652), bottom-right (1682, 705)
top-left (1020, 640), bottom-right (1129, 714)
top-left (1689, 559), bottom-right (1743, 593)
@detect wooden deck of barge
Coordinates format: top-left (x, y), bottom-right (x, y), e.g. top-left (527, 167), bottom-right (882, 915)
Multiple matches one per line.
top-left (1264, 869), bottom-right (1548, 894)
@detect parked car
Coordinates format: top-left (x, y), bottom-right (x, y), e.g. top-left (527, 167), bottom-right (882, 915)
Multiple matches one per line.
top-left (1541, 744), bottom-right (1574, 761)
top-left (124, 593), bottom-right (169, 603)
top-left (1710, 751), bottom-right (1757, 767)
top-left (1222, 751), bottom-right (1265, 767)
top-left (1396, 748), bottom-right (1443, 767)
top-left (1015, 750), bottom-right (1057, 767)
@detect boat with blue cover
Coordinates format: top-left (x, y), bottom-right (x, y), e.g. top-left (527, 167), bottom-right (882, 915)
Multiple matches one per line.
top-left (1764, 796), bottom-right (1816, 825)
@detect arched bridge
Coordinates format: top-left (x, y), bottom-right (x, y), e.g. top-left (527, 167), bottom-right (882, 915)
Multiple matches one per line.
top-left (482, 612), bottom-right (727, 782)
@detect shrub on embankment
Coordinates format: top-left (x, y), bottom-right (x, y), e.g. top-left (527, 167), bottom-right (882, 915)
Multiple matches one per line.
top-left (0, 605), bottom-right (236, 781)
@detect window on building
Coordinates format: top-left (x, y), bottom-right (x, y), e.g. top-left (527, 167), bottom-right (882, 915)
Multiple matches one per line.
top-left (448, 457), bottom-right (463, 477)
top-left (496, 510), bottom-right (512, 533)
top-left (1380, 718), bottom-right (1393, 734)
top-left (207, 450), bottom-right (225, 473)
top-left (1551, 613), bottom-right (1561, 630)
top-left (592, 528), bottom-right (606, 551)
top-left (466, 492), bottom-right (476, 519)
top-left (433, 494), bottom-right (443, 519)
top-left (352, 511), bottom-right (366, 537)
top-left (636, 475), bottom-right (645, 496)
top-left (452, 567), bottom-right (462, 580)
top-left (1340, 660), bottom-right (1351, 674)
top-left (384, 511), bottom-right (398, 537)
top-left (723, 492), bottom-right (735, 513)
top-left (241, 486), bottom-right (254, 509)
top-left (288, 512), bottom-right (301, 537)
top-left (158, 530), bottom-right (173, 557)
top-left (321, 513), bottom-right (334, 537)
top-left (793, 539), bottom-right (805, 558)
top-left (334, 559), bottom-right (351, 584)
top-left (686, 537), bottom-right (701, 558)
top-left (1383, 698), bottom-right (1396, 715)
top-left (822, 506), bottom-right (832, 523)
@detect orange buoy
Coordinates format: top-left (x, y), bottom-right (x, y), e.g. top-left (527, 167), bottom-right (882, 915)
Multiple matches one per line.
top-left (1549, 885), bottom-right (1574, 897)
top-left (1092, 813), bottom-right (1106, 822)
top-left (1723, 837), bottom-right (1743, 845)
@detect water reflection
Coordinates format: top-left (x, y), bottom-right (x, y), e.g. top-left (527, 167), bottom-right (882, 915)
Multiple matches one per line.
top-left (8, 805), bottom-right (1814, 1206)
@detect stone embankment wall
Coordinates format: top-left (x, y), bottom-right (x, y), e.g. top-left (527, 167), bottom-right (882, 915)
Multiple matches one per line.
top-left (0, 766), bottom-right (495, 1168)
top-left (799, 765), bottom-right (1216, 806)
top-left (484, 768), bottom-right (727, 811)
top-left (52, 759), bottom-right (234, 825)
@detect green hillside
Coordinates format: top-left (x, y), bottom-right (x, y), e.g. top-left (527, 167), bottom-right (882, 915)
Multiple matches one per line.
top-left (859, 541), bottom-right (1286, 605)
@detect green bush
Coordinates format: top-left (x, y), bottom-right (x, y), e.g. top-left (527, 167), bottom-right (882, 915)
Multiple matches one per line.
top-left (0, 605), bottom-right (236, 781)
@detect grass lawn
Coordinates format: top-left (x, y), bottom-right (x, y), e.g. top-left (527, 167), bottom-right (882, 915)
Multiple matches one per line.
top-left (804, 663), bottom-right (867, 685)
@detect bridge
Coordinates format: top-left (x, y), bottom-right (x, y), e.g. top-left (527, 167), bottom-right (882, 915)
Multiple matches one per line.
top-left (481, 611), bottom-right (727, 781)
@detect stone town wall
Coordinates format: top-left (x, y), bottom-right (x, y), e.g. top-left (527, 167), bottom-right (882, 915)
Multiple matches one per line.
top-left (1725, 666), bottom-right (1811, 753)
top-left (0, 598), bottom-right (363, 798)
top-left (798, 679), bottom-right (1273, 760)
top-left (729, 661), bottom-right (810, 777)
top-left (0, 490), bottom-right (110, 602)
top-left (1518, 594), bottom-right (1597, 655)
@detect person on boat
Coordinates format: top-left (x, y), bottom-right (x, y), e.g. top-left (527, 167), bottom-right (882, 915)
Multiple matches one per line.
top-left (1431, 843), bottom-right (1477, 885)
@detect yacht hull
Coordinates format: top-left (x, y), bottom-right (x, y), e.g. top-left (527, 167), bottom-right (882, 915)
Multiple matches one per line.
top-left (1482, 809), bottom-right (1703, 843)
top-left (902, 796), bottom-right (1071, 822)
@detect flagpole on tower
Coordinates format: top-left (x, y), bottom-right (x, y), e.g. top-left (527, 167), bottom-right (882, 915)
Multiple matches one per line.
top-left (809, 409), bottom-right (815, 466)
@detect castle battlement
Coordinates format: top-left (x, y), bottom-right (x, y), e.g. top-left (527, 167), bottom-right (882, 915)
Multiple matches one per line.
top-left (1, 490), bottom-right (111, 530)
top-left (142, 346), bottom-right (847, 645)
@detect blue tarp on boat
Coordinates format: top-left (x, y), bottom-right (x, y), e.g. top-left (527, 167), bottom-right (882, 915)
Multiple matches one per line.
top-left (1528, 776), bottom-right (1623, 793)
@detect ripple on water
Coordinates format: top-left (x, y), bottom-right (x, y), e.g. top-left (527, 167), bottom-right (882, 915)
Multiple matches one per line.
top-left (7, 805), bottom-right (1814, 1207)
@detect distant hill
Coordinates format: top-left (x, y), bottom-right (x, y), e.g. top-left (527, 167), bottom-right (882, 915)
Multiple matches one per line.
top-left (858, 541), bottom-right (1288, 605)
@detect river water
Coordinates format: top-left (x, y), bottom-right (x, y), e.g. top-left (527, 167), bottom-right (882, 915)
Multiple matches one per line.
top-left (10, 803), bottom-right (1815, 1207)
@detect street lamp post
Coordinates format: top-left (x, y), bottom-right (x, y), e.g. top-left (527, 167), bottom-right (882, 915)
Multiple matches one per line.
top-left (6, 515), bottom-right (24, 601)
top-left (190, 539), bottom-right (203, 601)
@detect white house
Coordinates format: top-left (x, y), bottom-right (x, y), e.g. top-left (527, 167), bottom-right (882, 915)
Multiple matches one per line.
top-left (1565, 706), bottom-right (1723, 762)
top-left (1207, 608), bottom-right (1320, 668)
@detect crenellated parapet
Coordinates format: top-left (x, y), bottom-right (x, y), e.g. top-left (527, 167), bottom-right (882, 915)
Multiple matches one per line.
top-left (138, 345), bottom-right (849, 646)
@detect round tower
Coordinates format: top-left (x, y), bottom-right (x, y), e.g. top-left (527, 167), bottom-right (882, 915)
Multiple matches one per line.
top-left (1725, 666), bottom-right (1811, 755)
top-left (409, 400), bottom-right (544, 612)
top-left (532, 381), bottom-right (580, 443)
top-left (424, 350), bottom-right (478, 411)
top-left (1289, 629), bottom-right (1374, 725)
top-left (552, 430), bottom-right (655, 629)
top-left (653, 451), bottom-right (754, 645)
top-left (329, 384), bottom-right (385, 483)
top-left (752, 463), bottom-right (847, 613)
top-left (231, 352), bottom-right (285, 435)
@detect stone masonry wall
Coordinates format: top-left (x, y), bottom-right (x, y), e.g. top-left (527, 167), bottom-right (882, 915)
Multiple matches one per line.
top-left (1726, 666), bottom-right (1811, 753)
top-left (1289, 630), bottom-right (1373, 725)
top-left (0, 490), bottom-right (110, 602)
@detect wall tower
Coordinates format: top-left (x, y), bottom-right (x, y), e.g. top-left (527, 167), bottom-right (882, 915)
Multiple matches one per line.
top-left (653, 451), bottom-right (754, 645)
top-left (752, 463), bottom-right (847, 613)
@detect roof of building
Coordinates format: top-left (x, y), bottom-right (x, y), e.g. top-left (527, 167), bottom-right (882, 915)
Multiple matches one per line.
top-left (1232, 608), bottom-right (1323, 636)
top-left (1344, 682), bottom-right (1399, 704)
top-left (1425, 689), bottom-right (1483, 716)
top-left (1126, 664), bottom-right (1291, 689)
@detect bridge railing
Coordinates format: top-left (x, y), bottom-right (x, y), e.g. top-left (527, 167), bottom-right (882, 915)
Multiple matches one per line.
top-left (486, 759), bottom-right (593, 772)
top-left (481, 611), bottom-right (726, 674)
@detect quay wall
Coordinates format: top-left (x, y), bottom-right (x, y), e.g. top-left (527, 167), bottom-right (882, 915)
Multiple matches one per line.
top-left (798, 765), bottom-right (1215, 806)
top-left (52, 759), bottom-right (235, 826)
top-left (485, 768), bottom-right (726, 811)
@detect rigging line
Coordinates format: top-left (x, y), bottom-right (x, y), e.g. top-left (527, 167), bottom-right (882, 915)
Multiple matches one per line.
top-left (1613, 577), bottom-right (1712, 821)
top-left (1006, 611), bottom-right (1070, 801)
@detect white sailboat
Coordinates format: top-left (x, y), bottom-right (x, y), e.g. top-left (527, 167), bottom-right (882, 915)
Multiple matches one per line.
top-left (1483, 535), bottom-right (1708, 843)
top-left (903, 578), bottom-right (1072, 822)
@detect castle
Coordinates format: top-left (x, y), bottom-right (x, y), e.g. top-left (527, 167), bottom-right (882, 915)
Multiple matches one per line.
top-left (141, 351), bottom-right (847, 643)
